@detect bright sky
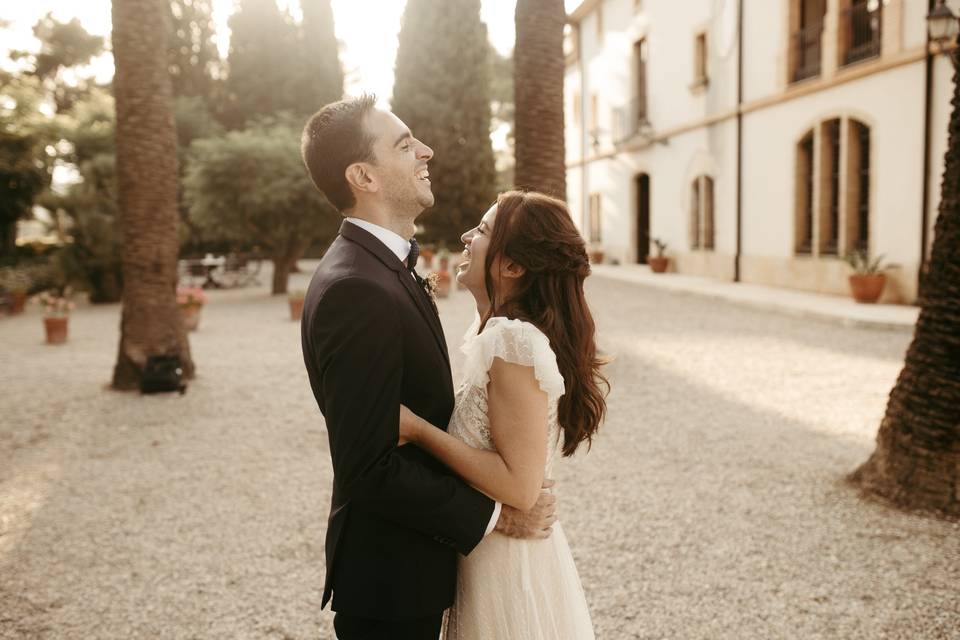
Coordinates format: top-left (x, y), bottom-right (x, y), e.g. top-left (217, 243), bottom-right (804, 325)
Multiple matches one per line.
top-left (0, 0), bottom-right (582, 101)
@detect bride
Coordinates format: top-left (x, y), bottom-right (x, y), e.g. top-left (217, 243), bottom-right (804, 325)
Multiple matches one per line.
top-left (398, 190), bottom-right (608, 639)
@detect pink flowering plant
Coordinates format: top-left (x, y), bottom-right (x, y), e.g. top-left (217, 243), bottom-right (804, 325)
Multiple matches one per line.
top-left (176, 287), bottom-right (207, 309)
top-left (36, 288), bottom-right (76, 317)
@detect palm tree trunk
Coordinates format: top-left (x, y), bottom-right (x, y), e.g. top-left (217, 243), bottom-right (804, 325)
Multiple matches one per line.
top-left (514, 0), bottom-right (567, 200)
top-left (849, 47), bottom-right (960, 517)
top-left (111, 0), bottom-right (194, 389)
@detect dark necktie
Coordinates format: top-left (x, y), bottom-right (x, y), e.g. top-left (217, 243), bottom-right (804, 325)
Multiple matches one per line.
top-left (407, 238), bottom-right (420, 272)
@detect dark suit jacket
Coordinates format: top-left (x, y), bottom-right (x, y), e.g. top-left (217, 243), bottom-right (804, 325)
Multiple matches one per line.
top-left (301, 220), bottom-right (496, 620)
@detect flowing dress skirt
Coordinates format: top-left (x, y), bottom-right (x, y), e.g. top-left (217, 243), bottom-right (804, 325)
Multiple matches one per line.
top-left (442, 522), bottom-right (595, 640)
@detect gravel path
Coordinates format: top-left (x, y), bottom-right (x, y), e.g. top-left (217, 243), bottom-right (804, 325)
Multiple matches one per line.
top-left (1, 263), bottom-right (957, 639)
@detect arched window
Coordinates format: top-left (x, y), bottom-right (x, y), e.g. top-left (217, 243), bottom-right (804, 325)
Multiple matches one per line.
top-left (794, 117), bottom-right (872, 257)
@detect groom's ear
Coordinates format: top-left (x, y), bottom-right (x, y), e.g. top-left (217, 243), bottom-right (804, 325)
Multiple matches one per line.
top-left (345, 163), bottom-right (378, 194)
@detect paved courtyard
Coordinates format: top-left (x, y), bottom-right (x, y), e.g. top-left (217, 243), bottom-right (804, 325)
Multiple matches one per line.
top-left (1, 262), bottom-right (958, 639)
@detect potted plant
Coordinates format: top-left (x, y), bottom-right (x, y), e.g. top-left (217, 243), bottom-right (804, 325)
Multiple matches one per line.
top-left (648, 238), bottom-right (669, 273)
top-left (0, 267), bottom-right (31, 315)
top-left (437, 247), bottom-right (451, 272)
top-left (288, 289), bottom-right (306, 320)
top-left (36, 289), bottom-right (75, 344)
top-left (588, 245), bottom-right (605, 264)
top-left (844, 249), bottom-right (888, 303)
top-left (419, 245), bottom-right (436, 270)
top-left (176, 286), bottom-right (207, 331)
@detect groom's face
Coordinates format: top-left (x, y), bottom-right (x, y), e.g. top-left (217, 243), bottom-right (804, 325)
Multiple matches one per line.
top-left (364, 108), bottom-right (435, 213)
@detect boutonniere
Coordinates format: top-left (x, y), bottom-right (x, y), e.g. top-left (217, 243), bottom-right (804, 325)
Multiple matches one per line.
top-left (424, 272), bottom-right (440, 309)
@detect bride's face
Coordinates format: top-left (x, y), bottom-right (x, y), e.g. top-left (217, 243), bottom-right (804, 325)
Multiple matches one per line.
top-left (457, 203), bottom-right (498, 303)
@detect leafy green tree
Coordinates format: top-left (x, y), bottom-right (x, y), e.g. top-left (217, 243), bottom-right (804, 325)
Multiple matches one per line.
top-left (167, 0), bottom-right (220, 101)
top-left (0, 15), bottom-right (104, 259)
top-left (11, 14), bottom-right (105, 113)
top-left (45, 89), bottom-right (124, 302)
top-left (173, 95), bottom-right (224, 253)
top-left (183, 118), bottom-right (339, 293)
top-left (392, 0), bottom-right (496, 246)
top-left (0, 75), bottom-right (57, 259)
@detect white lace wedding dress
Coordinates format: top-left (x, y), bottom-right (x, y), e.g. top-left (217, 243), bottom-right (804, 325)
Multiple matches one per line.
top-left (441, 316), bottom-right (596, 640)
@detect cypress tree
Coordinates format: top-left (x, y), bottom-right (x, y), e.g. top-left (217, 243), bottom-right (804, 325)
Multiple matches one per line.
top-left (392, 0), bottom-right (496, 247)
top-left (297, 0), bottom-right (344, 111)
top-left (222, 0), bottom-right (298, 129)
top-left (167, 0), bottom-right (219, 101)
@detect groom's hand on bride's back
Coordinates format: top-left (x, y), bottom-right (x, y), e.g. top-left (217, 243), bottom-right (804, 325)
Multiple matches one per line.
top-left (494, 479), bottom-right (557, 540)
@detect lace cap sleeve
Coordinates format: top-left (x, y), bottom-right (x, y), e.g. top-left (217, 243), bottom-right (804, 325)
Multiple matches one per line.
top-left (460, 317), bottom-right (565, 401)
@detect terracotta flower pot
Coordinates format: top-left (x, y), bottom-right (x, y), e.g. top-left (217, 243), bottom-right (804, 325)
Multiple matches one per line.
top-left (44, 316), bottom-right (68, 344)
top-left (180, 305), bottom-right (202, 331)
top-left (434, 272), bottom-right (451, 299)
top-left (289, 298), bottom-right (305, 320)
top-left (589, 250), bottom-right (605, 264)
top-left (9, 291), bottom-right (27, 314)
top-left (648, 256), bottom-right (669, 273)
top-left (848, 274), bottom-right (886, 303)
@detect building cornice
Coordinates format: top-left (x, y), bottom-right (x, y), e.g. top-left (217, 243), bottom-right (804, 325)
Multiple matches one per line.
top-left (567, 45), bottom-right (931, 169)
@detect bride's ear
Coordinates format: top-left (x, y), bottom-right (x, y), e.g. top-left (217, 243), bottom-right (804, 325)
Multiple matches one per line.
top-left (500, 258), bottom-right (526, 280)
top-left (345, 163), bottom-right (378, 194)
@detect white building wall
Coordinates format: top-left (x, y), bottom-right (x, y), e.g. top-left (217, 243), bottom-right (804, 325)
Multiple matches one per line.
top-left (566, 0), bottom-right (954, 304)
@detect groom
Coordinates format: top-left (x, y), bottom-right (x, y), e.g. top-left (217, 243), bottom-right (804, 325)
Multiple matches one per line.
top-left (300, 95), bottom-right (557, 640)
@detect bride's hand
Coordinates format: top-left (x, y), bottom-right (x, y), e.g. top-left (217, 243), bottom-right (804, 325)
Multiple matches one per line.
top-left (398, 404), bottom-right (421, 445)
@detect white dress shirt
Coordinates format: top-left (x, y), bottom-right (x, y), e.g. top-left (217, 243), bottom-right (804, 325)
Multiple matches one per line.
top-left (344, 217), bottom-right (502, 536)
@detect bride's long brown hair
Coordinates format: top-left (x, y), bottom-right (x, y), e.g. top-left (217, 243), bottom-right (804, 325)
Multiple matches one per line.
top-left (479, 190), bottom-right (609, 457)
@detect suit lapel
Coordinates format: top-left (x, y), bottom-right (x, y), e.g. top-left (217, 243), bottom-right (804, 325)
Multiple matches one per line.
top-left (397, 269), bottom-right (450, 365)
top-left (339, 221), bottom-right (450, 366)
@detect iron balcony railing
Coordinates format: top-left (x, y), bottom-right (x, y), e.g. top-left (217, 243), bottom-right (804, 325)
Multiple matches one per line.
top-left (612, 97), bottom-right (650, 144)
top-left (791, 23), bottom-right (823, 82)
top-left (842, 1), bottom-right (882, 66)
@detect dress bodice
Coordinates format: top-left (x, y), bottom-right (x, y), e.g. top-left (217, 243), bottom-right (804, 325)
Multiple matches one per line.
top-left (447, 316), bottom-right (566, 475)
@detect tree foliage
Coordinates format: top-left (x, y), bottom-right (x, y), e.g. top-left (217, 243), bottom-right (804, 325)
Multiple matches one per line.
top-left (0, 76), bottom-right (57, 258)
top-left (10, 14), bottom-right (105, 113)
top-left (222, 0), bottom-right (299, 129)
top-left (297, 0), bottom-right (344, 110)
top-left (167, 0), bottom-right (220, 101)
top-left (183, 118), bottom-right (340, 293)
top-left (222, 0), bottom-right (343, 129)
top-left (392, 0), bottom-right (496, 247)
top-left (44, 89), bottom-right (123, 302)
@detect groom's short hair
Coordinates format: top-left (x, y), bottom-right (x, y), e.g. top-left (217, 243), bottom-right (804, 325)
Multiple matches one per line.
top-left (301, 94), bottom-right (378, 213)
